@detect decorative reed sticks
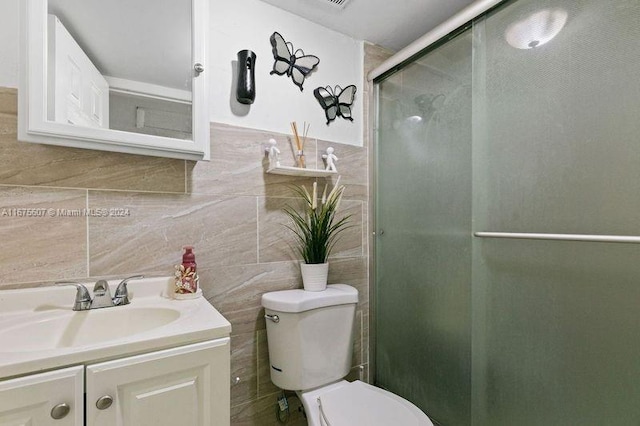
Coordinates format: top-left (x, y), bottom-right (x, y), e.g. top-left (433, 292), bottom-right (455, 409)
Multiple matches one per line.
top-left (290, 121), bottom-right (310, 168)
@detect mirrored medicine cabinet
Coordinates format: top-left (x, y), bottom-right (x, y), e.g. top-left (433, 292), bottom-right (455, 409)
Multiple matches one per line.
top-left (19, 0), bottom-right (210, 160)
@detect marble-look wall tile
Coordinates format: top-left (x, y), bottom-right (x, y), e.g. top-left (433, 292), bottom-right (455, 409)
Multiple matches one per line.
top-left (231, 392), bottom-right (306, 426)
top-left (362, 201), bottom-right (369, 256)
top-left (0, 90), bottom-right (185, 193)
top-left (258, 197), bottom-right (363, 264)
top-left (200, 261), bottom-right (302, 334)
top-left (352, 310), bottom-right (363, 367)
top-left (345, 364), bottom-right (368, 383)
top-left (257, 196), bottom-right (301, 263)
top-left (362, 89), bottom-right (372, 150)
top-left (327, 256), bottom-right (369, 310)
top-left (230, 332), bottom-right (258, 407)
top-left (316, 141), bottom-right (367, 201)
top-left (0, 88), bottom-right (17, 116)
top-left (256, 329), bottom-right (280, 398)
top-left (362, 363), bottom-right (370, 383)
top-left (188, 123), bottom-right (319, 197)
top-left (364, 43), bottom-right (396, 86)
top-left (363, 312), bottom-right (370, 365)
top-left (88, 192), bottom-right (257, 276)
top-left (330, 200), bottom-right (364, 259)
top-left (0, 186), bottom-right (86, 285)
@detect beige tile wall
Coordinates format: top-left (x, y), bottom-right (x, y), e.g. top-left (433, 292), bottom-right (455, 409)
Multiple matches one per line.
top-left (0, 42), bottom-right (391, 425)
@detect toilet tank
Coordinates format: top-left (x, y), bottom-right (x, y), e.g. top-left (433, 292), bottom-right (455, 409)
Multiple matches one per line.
top-left (261, 284), bottom-right (358, 391)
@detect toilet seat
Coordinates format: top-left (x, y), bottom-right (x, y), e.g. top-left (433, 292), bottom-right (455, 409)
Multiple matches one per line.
top-left (314, 381), bottom-right (433, 426)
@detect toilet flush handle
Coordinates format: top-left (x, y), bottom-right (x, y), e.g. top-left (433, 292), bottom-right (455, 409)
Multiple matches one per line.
top-left (265, 314), bottom-right (280, 323)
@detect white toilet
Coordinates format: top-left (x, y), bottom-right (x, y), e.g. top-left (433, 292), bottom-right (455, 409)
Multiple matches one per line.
top-left (262, 284), bottom-right (434, 426)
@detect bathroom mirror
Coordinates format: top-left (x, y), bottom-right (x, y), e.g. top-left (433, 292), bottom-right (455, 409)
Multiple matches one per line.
top-left (19, 0), bottom-right (210, 160)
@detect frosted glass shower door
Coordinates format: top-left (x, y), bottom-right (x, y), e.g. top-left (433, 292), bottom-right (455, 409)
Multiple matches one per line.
top-left (471, 0), bottom-right (640, 424)
top-left (375, 30), bottom-right (473, 425)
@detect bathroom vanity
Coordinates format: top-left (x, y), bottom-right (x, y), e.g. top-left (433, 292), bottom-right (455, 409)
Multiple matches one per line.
top-left (0, 277), bottom-right (231, 425)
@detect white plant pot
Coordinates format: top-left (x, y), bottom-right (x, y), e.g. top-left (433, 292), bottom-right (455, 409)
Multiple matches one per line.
top-left (300, 262), bottom-right (329, 292)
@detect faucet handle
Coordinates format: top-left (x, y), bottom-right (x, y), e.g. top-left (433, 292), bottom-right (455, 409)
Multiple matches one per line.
top-left (115, 275), bottom-right (144, 292)
top-left (56, 282), bottom-right (91, 301)
top-left (113, 275), bottom-right (144, 306)
top-left (55, 282), bottom-right (91, 310)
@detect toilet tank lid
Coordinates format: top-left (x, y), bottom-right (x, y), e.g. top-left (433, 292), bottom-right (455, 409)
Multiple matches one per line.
top-left (262, 284), bottom-right (358, 313)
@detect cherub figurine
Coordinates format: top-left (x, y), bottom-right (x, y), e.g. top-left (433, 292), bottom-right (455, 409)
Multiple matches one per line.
top-left (322, 147), bottom-right (338, 172)
top-left (267, 138), bottom-right (281, 167)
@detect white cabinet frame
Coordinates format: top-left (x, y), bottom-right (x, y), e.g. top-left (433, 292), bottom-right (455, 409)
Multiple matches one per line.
top-left (86, 339), bottom-right (230, 426)
top-left (19, 0), bottom-right (210, 161)
top-left (0, 365), bottom-right (84, 425)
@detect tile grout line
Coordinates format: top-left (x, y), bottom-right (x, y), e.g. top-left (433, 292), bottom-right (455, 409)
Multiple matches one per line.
top-left (86, 189), bottom-right (90, 277)
top-left (361, 201), bottom-right (365, 258)
top-left (255, 330), bottom-right (260, 397)
top-left (0, 183), bottom-right (185, 195)
top-left (255, 197), bottom-right (260, 264)
top-left (360, 311), bottom-right (364, 369)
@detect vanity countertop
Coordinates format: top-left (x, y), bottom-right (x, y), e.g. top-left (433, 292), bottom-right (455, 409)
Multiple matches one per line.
top-left (0, 277), bottom-right (231, 379)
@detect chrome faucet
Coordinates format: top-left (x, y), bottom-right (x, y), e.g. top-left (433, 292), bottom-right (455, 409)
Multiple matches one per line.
top-left (91, 279), bottom-right (114, 309)
top-left (55, 282), bottom-right (92, 311)
top-left (112, 275), bottom-right (143, 306)
top-left (56, 275), bottom-right (144, 311)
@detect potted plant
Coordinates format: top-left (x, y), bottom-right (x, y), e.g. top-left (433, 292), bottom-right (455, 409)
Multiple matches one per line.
top-left (283, 180), bottom-right (351, 291)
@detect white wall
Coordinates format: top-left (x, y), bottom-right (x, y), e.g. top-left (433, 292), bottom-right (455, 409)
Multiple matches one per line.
top-left (0, 0), bottom-right (364, 146)
top-left (211, 0), bottom-right (364, 146)
top-left (0, 1), bottom-right (19, 88)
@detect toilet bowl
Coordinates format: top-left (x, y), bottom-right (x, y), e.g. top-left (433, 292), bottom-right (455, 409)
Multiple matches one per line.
top-left (297, 380), bottom-right (433, 426)
top-left (261, 284), bottom-right (434, 426)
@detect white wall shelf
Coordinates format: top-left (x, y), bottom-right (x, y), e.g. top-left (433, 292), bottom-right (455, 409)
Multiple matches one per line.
top-left (266, 165), bottom-right (337, 177)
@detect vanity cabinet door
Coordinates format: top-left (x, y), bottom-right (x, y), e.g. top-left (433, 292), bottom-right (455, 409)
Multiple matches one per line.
top-left (0, 365), bottom-right (84, 425)
top-left (86, 338), bottom-right (230, 426)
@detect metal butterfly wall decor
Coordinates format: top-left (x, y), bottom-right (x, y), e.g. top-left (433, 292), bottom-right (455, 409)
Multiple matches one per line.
top-left (269, 32), bottom-right (320, 91)
top-left (313, 85), bottom-right (357, 125)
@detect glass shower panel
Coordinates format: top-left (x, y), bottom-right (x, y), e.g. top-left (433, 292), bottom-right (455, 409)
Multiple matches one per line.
top-left (375, 30), bottom-right (473, 425)
top-left (473, 0), bottom-right (640, 424)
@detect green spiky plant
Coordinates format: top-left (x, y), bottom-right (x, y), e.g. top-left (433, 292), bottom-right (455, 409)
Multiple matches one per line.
top-left (283, 180), bottom-right (351, 264)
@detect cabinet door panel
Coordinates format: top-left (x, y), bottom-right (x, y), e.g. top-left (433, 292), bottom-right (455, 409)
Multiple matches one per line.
top-left (86, 339), bottom-right (230, 426)
top-left (0, 366), bottom-right (84, 426)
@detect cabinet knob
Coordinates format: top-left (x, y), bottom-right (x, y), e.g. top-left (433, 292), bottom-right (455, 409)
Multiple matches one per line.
top-left (51, 403), bottom-right (70, 419)
top-left (96, 395), bottom-right (113, 410)
top-left (194, 63), bottom-right (205, 74)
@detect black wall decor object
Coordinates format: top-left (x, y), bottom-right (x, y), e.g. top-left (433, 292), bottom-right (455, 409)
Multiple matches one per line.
top-left (236, 50), bottom-right (257, 104)
top-left (269, 32), bottom-right (319, 91)
top-left (313, 85), bottom-right (357, 125)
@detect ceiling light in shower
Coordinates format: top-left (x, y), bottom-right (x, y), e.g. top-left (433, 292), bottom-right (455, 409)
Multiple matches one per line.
top-left (391, 116), bottom-right (419, 130)
top-left (505, 8), bottom-right (568, 49)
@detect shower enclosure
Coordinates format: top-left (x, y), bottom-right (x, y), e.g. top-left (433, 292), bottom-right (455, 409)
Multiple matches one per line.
top-left (372, 0), bottom-right (640, 424)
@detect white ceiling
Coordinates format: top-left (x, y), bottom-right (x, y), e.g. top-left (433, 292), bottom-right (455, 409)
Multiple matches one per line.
top-left (257, 0), bottom-right (477, 51)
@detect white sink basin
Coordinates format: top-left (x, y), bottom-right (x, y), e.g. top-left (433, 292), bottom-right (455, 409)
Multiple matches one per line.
top-left (0, 307), bottom-right (180, 351)
top-left (0, 277), bottom-right (231, 379)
